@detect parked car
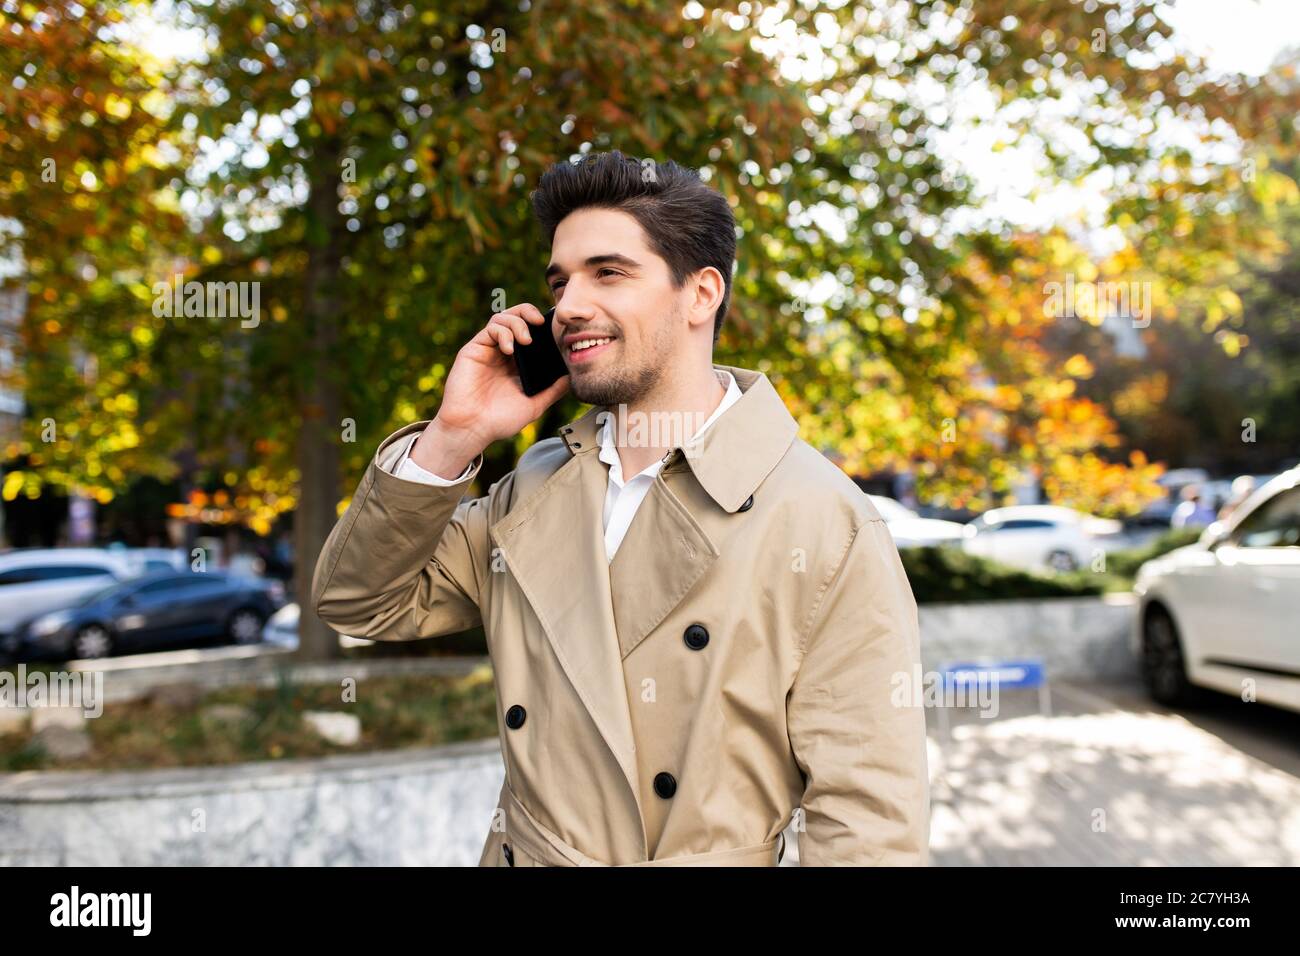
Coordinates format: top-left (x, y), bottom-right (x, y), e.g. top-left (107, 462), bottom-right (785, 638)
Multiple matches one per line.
top-left (866, 495), bottom-right (967, 549)
top-left (0, 548), bottom-right (138, 643)
top-left (261, 602), bottom-right (371, 649)
top-left (1132, 465), bottom-right (1300, 715)
top-left (6, 570), bottom-right (282, 662)
top-left (121, 546), bottom-right (191, 574)
top-left (961, 505), bottom-right (1124, 572)
top-left (262, 601), bottom-right (300, 647)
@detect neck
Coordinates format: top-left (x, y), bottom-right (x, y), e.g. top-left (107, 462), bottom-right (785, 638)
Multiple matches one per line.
top-left (610, 363), bottom-right (725, 478)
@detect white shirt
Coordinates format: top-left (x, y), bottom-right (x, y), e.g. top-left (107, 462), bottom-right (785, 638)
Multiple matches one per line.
top-left (391, 369), bottom-right (743, 563)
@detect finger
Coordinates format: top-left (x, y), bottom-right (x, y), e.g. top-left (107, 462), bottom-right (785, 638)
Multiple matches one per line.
top-left (513, 303), bottom-right (547, 324)
top-left (494, 311), bottom-right (532, 344)
top-left (466, 326), bottom-right (501, 356)
top-left (489, 311), bottom-right (530, 342)
top-left (486, 323), bottom-right (516, 355)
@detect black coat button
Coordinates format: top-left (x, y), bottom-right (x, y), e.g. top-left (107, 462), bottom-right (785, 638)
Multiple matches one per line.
top-left (683, 624), bottom-right (709, 650)
top-left (653, 772), bottom-right (677, 799)
top-left (505, 704), bottom-right (526, 729)
top-left (502, 843), bottom-right (514, 866)
top-left (737, 494), bottom-right (754, 512)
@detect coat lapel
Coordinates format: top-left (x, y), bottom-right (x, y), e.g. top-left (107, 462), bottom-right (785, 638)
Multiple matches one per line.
top-left (607, 364), bottom-right (799, 658)
top-left (488, 416), bottom-right (646, 842)
top-left (606, 477), bottom-right (719, 659)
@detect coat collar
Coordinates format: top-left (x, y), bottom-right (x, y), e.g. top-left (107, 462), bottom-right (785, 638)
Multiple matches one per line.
top-left (554, 364), bottom-right (798, 513)
top-left (487, 363), bottom-right (798, 858)
top-left (594, 368), bottom-right (742, 485)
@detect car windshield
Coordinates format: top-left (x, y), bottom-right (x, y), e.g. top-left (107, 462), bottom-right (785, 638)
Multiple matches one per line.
top-left (868, 496), bottom-right (918, 522)
top-left (76, 580), bottom-right (129, 606)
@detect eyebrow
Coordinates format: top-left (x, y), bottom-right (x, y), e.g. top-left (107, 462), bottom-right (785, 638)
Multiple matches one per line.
top-left (545, 253), bottom-right (642, 283)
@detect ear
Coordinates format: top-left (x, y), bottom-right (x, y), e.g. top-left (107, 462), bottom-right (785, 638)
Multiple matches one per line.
top-left (687, 266), bottom-right (726, 330)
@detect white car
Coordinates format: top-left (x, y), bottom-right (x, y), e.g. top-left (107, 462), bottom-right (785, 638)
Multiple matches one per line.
top-left (1132, 465), bottom-right (1300, 715)
top-left (122, 547), bottom-right (191, 574)
top-left (0, 549), bottom-right (138, 644)
top-left (262, 602), bottom-right (371, 649)
top-left (961, 505), bottom-right (1124, 573)
top-left (866, 495), bottom-right (967, 549)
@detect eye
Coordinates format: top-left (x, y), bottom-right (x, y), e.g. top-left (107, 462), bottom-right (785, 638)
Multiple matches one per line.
top-left (597, 268), bottom-right (622, 279)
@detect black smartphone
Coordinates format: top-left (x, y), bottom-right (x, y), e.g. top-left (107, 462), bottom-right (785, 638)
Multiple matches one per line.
top-left (513, 305), bottom-right (568, 396)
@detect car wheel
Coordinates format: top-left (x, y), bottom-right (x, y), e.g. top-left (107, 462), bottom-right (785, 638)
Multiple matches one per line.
top-left (227, 608), bottom-right (265, 645)
top-left (1046, 549), bottom-right (1078, 572)
top-left (73, 624), bottom-right (113, 660)
top-left (1141, 606), bottom-right (1202, 707)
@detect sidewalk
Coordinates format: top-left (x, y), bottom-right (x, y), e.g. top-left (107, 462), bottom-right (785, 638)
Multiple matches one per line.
top-left (926, 680), bottom-right (1300, 866)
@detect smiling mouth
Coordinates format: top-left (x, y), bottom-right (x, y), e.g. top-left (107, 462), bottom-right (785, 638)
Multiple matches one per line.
top-left (567, 337), bottom-right (616, 362)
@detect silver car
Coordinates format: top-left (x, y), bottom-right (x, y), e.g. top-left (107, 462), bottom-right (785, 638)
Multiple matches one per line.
top-left (0, 549), bottom-right (138, 647)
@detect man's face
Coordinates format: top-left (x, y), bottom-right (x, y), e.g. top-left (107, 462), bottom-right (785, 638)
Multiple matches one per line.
top-left (546, 208), bottom-right (684, 407)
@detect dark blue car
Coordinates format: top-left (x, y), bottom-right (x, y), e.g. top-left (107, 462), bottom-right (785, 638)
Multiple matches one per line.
top-left (5, 570), bottom-right (284, 662)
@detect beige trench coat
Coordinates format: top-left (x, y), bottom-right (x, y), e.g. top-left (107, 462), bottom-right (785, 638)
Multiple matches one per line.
top-left (311, 364), bottom-right (930, 866)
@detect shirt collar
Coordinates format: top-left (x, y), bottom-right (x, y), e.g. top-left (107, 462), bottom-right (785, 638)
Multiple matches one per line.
top-left (558, 364), bottom-right (799, 514)
top-left (596, 369), bottom-right (742, 486)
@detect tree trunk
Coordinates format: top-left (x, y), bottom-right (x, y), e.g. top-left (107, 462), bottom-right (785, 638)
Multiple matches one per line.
top-left (294, 141), bottom-right (345, 662)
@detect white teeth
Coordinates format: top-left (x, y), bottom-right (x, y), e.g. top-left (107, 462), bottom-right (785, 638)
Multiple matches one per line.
top-left (570, 337), bottom-right (612, 353)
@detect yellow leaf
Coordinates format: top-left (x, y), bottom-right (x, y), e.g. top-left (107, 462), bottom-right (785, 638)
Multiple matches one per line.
top-left (3, 471), bottom-right (25, 501)
top-left (1216, 287), bottom-right (1242, 316)
top-left (1063, 353), bottom-right (1094, 378)
top-left (104, 93), bottom-right (132, 120)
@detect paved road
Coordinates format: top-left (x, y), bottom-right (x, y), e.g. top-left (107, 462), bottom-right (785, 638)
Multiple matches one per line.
top-left (925, 678), bottom-right (1300, 866)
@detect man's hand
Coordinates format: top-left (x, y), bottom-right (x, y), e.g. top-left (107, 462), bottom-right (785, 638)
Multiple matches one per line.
top-left (410, 304), bottom-right (570, 478)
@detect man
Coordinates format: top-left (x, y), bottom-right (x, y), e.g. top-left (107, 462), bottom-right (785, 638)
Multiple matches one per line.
top-left (1172, 486), bottom-right (1217, 529)
top-left (311, 151), bottom-right (930, 866)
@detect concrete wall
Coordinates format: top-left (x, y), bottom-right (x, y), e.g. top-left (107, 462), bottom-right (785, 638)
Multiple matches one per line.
top-left (919, 593), bottom-right (1137, 682)
top-left (0, 739), bottom-right (505, 866)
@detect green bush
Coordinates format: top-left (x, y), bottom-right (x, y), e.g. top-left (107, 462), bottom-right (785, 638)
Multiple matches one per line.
top-left (1103, 527), bottom-right (1203, 579)
top-left (898, 527), bottom-right (1203, 603)
top-left (900, 545), bottom-right (1109, 603)
top-left (0, 670), bottom-right (500, 771)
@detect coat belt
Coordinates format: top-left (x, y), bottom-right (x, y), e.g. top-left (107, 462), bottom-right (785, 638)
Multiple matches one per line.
top-left (501, 782), bottom-right (785, 867)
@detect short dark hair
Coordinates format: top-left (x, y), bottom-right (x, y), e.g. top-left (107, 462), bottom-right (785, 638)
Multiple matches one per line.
top-left (531, 150), bottom-right (736, 344)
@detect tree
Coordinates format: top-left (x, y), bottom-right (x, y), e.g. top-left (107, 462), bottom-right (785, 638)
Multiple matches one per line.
top-left (8, 0), bottom-right (1300, 658)
top-left (0, 0), bottom-right (189, 523)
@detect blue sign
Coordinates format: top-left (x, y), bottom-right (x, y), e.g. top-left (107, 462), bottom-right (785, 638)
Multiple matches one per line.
top-left (940, 658), bottom-right (1046, 692)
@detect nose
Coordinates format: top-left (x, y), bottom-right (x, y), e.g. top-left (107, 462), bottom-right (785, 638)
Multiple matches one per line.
top-left (554, 301), bottom-right (596, 333)
top-left (553, 281), bottom-right (598, 332)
